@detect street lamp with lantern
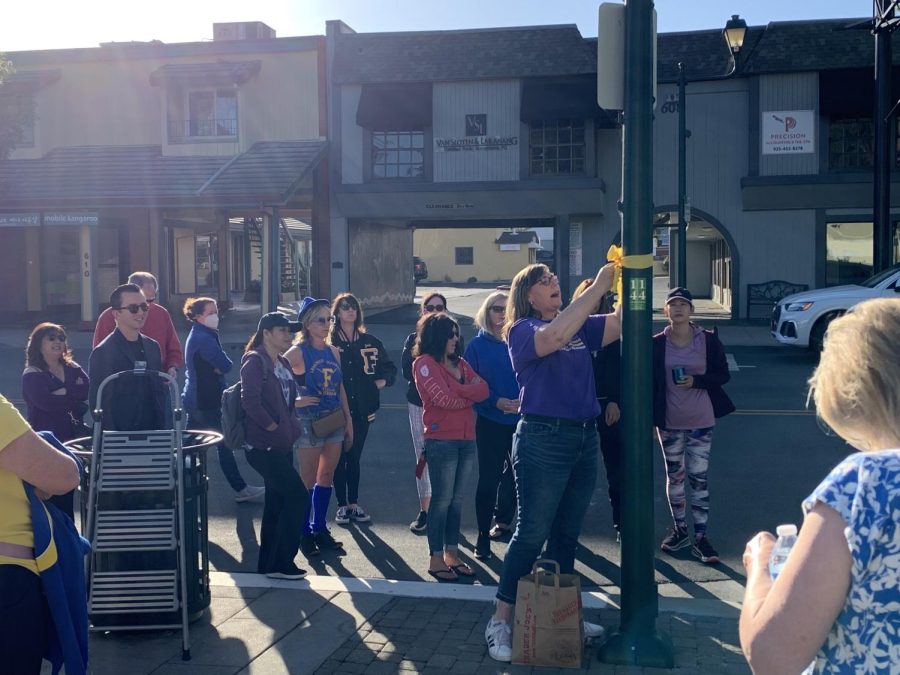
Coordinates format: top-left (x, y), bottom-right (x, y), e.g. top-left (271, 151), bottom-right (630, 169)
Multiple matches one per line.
top-left (675, 14), bottom-right (747, 288)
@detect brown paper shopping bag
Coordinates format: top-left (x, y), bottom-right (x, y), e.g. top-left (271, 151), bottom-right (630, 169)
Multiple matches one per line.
top-left (511, 559), bottom-right (584, 668)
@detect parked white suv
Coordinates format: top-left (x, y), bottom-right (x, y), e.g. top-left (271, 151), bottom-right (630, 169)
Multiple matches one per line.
top-left (771, 264), bottom-right (900, 350)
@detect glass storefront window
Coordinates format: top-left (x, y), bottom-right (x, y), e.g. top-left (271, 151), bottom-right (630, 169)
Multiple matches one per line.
top-left (43, 228), bottom-right (81, 306)
top-left (826, 221), bottom-right (873, 286)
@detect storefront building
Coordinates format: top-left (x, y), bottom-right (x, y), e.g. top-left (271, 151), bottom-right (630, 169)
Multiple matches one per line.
top-left (326, 17), bottom-right (900, 318)
top-left (0, 22), bottom-right (331, 325)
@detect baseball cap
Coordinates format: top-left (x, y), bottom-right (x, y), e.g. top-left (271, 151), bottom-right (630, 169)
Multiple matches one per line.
top-left (665, 287), bottom-right (694, 305)
top-left (257, 311), bottom-right (301, 333)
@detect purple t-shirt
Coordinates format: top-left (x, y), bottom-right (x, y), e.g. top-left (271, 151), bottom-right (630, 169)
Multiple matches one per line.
top-left (508, 315), bottom-right (607, 421)
top-left (663, 325), bottom-right (714, 429)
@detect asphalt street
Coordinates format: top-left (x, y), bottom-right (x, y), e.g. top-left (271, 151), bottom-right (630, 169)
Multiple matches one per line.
top-left (0, 285), bottom-right (850, 601)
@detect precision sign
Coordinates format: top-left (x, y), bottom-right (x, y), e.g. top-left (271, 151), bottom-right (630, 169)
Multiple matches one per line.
top-left (762, 110), bottom-right (815, 155)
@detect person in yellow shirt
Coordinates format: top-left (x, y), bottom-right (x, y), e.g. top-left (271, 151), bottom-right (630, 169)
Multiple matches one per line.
top-left (0, 394), bottom-right (80, 674)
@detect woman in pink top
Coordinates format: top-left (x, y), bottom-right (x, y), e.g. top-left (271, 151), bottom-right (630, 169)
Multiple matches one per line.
top-left (413, 313), bottom-right (488, 582)
top-left (651, 287), bottom-right (734, 565)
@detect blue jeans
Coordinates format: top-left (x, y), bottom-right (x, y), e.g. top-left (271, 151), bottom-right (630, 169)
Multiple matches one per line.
top-left (424, 438), bottom-right (476, 556)
top-left (186, 408), bottom-right (248, 493)
top-left (496, 416), bottom-right (598, 604)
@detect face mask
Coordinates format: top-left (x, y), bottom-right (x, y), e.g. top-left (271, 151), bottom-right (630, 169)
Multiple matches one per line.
top-left (202, 314), bottom-right (220, 330)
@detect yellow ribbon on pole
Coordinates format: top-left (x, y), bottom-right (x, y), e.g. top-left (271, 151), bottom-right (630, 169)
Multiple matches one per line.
top-left (608, 244), bottom-right (655, 302)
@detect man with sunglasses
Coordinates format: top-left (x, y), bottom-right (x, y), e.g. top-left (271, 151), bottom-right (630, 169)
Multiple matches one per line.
top-left (88, 283), bottom-right (167, 431)
top-left (92, 271), bottom-right (183, 379)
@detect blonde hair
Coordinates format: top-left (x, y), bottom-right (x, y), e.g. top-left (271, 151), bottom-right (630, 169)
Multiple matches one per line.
top-left (570, 278), bottom-right (603, 313)
top-left (296, 304), bottom-right (332, 344)
top-left (474, 291), bottom-right (509, 333)
top-left (808, 298), bottom-right (900, 452)
top-left (502, 264), bottom-right (548, 341)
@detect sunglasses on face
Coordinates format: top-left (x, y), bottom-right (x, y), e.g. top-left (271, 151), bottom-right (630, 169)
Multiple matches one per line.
top-left (449, 331), bottom-right (460, 338)
top-left (338, 300), bottom-right (357, 311)
top-left (489, 305), bottom-right (506, 313)
top-left (117, 303), bottom-right (150, 314)
top-left (533, 273), bottom-right (558, 287)
top-left (310, 317), bottom-right (331, 326)
top-left (425, 304), bottom-right (445, 313)
top-left (45, 333), bottom-right (67, 343)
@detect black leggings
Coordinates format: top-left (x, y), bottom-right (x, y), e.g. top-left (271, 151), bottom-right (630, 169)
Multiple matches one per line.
top-left (333, 413), bottom-right (371, 506)
top-left (0, 565), bottom-right (48, 674)
top-left (597, 405), bottom-right (623, 531)
top-left (474, 415), bottom-right (517, 534)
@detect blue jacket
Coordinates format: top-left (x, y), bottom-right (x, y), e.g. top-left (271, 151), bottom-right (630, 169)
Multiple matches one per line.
top-left (463, 329), bottom-right (520, 426)
top-left (29, 432), bottom-right (90, 675)
top-left (182, 322), bottom-right (233, 411)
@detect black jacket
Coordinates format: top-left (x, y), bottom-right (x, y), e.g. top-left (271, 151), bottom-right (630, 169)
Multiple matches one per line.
top-left (88, 329), bottom-right (168, 431)
top-left (332, 330), bottom-right (397, 420)
top-left (593, 338), bottom-right (621, 406)
top-left (401, 332), bottom-right (422, 406)
top-left (652, 326), bottom-right (735, 429)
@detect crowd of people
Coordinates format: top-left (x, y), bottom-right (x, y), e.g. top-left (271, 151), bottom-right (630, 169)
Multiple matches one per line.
top-left (4, 263), bottom-right (898, 673)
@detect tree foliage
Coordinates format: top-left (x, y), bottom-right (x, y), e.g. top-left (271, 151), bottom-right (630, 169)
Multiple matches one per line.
top-left (0, 55), bottom-right (34, 160)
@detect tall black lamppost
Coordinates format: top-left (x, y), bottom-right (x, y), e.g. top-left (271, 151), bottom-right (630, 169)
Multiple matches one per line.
top-left (873, 0), bottom-right (899, 273)
top-left (676, 14), bottom-right (747, 288)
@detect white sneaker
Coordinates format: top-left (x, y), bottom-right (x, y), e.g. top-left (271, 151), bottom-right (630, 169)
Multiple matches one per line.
top-left (235, 485), bottom-right (265, 503)
top-left (350, 505), bottom-right (371, 523)
top-left (335, 506), bottom-right (351, 525)
top-left (583, 620), bottom-right (606, 640)
top-left (485, 618), bottom-right (512, 662)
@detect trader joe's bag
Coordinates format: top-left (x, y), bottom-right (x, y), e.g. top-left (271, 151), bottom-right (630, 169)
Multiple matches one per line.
top-left (512, 559), bottom-right (584, 668)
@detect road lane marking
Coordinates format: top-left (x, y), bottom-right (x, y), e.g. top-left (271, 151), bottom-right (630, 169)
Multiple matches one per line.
top-left (726, 353), bottom-right (756, 371)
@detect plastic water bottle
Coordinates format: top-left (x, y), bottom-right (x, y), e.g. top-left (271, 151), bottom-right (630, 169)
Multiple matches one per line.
top-left (768, 524), bottom-right (798, 581)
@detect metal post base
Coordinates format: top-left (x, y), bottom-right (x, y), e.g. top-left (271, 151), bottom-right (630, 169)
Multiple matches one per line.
top-left (597, 628), bottom-right (674, 668)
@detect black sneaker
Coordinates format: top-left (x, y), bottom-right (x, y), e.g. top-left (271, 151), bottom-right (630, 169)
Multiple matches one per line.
top-left (660, 526), bottom-right (691, 552)
top-left (316, 528), bottom-right (345, 551)
top-left (691, 536), bottom-right (720, 564)
top-left (266, 563), bottom-right (307, 580)
top-left (409, 510), bottom-right (427, 533)
top-left (300, 534), bottom-right (321, 557)
top-left (474, 533), bottom-right (492, 560)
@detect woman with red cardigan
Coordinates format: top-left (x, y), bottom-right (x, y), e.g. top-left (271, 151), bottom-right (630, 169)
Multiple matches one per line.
top-left (413, 312), bottom-right (488, 583)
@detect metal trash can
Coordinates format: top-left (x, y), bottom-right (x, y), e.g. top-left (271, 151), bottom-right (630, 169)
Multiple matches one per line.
top-left (67, 430), bottom-right (221, 624)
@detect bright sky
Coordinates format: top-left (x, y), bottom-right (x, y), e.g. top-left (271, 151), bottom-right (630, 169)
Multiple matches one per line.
top-left (1, 0), bottom-right (872, 52)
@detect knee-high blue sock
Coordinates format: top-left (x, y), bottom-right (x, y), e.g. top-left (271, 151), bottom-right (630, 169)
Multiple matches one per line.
top-left (311, 484), bottom-right (333, 533)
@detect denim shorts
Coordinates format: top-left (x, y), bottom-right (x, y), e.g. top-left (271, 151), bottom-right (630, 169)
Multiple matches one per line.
top-left (296, 411), bottom-right (346, 448)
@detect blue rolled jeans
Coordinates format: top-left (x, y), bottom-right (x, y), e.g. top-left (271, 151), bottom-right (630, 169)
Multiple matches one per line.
top-left (496, 416), bottom-right (598, 604)
top-left (424, 438), bottom-right (476, 556)
top-left (186, 408), bottom-right (248, 493)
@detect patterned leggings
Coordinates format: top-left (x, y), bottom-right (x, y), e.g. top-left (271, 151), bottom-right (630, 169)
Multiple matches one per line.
top-left (657, 427), bottom-right (713, 539)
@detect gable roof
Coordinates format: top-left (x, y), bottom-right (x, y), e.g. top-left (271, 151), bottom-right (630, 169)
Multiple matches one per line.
top-left (333, 24), bottom-right (596, 83)
top-left (198, 140), bottom-right (328, 202)
top-left (333, 17), bottom-right (887, 87)
top-left (0, 141), bottom-right (326, 209)
top-left (495, 231), bottom-right (539, 245)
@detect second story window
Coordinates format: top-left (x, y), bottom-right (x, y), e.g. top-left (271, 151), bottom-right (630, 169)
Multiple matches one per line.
top-left (188, 90), bottom-right (237, 138)
top-left (828, 117), bottom-right (873, 170)
top-left (529, 118), bottom-right (586, 176)
top-left (372, 131), bottom-right (425, 178)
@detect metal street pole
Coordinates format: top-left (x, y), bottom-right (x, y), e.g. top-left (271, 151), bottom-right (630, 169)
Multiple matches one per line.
top-left (873, 0), bottom-right (895, 273)
top-left (677, 62), bottom-right (687, 288)
top-left (598, 0), bottom-right (673, 665)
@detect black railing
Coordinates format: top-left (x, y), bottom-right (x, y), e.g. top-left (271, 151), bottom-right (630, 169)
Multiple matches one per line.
top-left (167, 118), bottom-right (237, 141)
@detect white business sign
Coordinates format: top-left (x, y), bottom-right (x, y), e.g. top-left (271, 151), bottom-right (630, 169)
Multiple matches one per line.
top-left (762, 110), bottom-right (815, 155)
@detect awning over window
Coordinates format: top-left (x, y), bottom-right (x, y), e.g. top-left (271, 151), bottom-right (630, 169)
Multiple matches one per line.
top-left (356, 83), bottom-right (432, 131)
top-left (149, 61), bottom-right (262, 87)
top-left (520, 77), bottom-right (605, 122)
